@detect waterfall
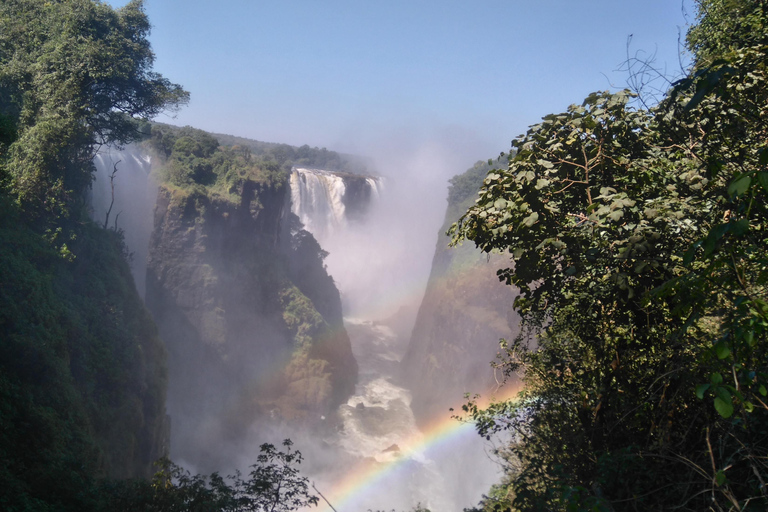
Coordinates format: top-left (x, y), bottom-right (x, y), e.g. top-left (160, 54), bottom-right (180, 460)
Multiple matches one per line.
top-left (91, 145), bottom-right (157, 298)
top-left (289, 167), bottom-right (382, 243)
top-left (290, 167), bottom-right (348, 241)
top-left (366, 177), bottom-right (382, 199)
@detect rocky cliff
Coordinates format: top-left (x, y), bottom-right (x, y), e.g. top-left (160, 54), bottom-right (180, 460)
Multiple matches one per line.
top-left (400, 159), bottom-right (520, 425)
top-left (144, 126), bottom-right (357, 469)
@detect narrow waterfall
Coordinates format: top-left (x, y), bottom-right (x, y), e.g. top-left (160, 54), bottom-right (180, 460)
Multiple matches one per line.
top-left (91, 145), bottom-right (157, 298)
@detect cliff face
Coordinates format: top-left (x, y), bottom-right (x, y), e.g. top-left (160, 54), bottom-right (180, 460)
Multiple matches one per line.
top-left (146, 176), bottom-right (356, 469)
top-left (400, 160), bottom-right (520, 425)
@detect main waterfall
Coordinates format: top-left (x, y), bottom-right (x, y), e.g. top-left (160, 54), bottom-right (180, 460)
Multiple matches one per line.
top-left (289, 167), bottom-right (381, 243)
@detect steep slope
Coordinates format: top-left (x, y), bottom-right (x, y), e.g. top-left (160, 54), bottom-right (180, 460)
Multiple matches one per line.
top-left (400, 159), bottom-right (521, 425)
top-left (0, 1), bottom-right (183, 509)
top-left (143, 126), bottom-right (358, 469)
top-left (0, 196), bottom-right (168, 510)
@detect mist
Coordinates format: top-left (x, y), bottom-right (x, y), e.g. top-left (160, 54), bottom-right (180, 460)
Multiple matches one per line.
top-left (284, 131), bottom-right (508, 511)
top-left (90, 125), bottom-right (507, 512)
top-left (325, 126), bottom-right (498, 319)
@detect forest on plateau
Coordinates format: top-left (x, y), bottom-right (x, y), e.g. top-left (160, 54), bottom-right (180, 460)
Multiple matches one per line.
top-left (2, 0), bottom-right (768, 511)
top-left (453, 0), bottom-right (768, 510)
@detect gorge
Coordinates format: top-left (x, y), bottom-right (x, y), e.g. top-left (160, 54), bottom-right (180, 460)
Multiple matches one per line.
top-left (5, 1), bottom-right (767, 510)
top-left (89, 126), bottom-right (512, 511)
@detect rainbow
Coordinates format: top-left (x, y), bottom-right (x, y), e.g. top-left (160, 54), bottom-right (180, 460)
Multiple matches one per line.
top-left (316, 383), bottom-right (522, 512)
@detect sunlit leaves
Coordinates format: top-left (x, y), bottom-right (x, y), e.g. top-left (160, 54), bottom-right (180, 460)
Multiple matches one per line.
top-left (0, 0), bottom-right (188, 222)
top-left (452, 5), bottom-right (768, 507)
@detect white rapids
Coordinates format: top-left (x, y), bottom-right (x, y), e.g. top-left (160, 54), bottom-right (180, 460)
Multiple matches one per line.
top-left (322, 318), bottom-right (455, 512)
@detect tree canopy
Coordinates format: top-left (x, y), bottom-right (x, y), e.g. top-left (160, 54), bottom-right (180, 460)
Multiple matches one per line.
top-left (0, 0), bottom-right (188, 221)
top-left (452, 0), bottom-right (768, 509)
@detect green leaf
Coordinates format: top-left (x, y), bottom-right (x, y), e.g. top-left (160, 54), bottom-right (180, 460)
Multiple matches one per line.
top-left (522, 212), bottom-right (539, 227)
top-left (696, 383), bottom-right (710, 399)
top-left (715, 341), bottom-right (730, 359)
top-left (728, 174), bottom-right (751, 197)
top-left (715, 469), bottom-right (727, 486)
top-left (716, 386), bottom-right (731, 403)
top-left (704, 224), bottom-right (730, 256)
top-left (711, 372), bottom-right (723, 385)
top-left (537, 159), bottom-right (554, 169)
top-left (759, 148), bottom-right (768, 166)
top-left (714, 397), bottom-right (734, 418)
top-left (744, 401), bottom-right (754, 413)
top-left (759, 385), bottom-right (767, 397)
top-left (729, 218), bottom-right (749, 236)
top-left (757, 171), bottom-right (768, 192)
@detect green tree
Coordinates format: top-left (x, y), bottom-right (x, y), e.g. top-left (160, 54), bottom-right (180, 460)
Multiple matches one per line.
top-left (0, 0), bottom-right (188, 221)
top-left (0, 1), bottom-right (189, 510)
top-left (99, 440), bottom-right (318, 512)
top-left (451, 1), bottom-right (768, 509)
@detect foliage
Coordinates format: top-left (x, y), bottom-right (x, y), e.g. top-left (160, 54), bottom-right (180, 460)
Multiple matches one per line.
top-left (0, 0), bottom-right (188, 222)
top-left (0, 1), bottom-right (186, 510)
top-left (149, 124), bottom-right (288, 204)
top-left (149, 123), bottom-right (373, 208)
top-left (451, 0), bottom-right (768, 510)
top-left (445, 158), bottom-right (506, 233)
top-left (0, 194), bottom-right (168, 511)
top-left (213, 130), bottom-right (370, 176)
top-left (98, 440), bottom-right (318, 512)
top-left (687, 0), bottom-right (768, 67)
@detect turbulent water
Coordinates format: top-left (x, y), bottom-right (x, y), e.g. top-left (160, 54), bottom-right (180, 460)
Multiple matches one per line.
top-left (322, 319), bottom-right (455, 512)
top-left (291, 169), bottom-right (500, 511)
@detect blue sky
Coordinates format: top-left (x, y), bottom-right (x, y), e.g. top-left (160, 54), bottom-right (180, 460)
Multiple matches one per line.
top-left (109, 0), bottom-right (694, 172)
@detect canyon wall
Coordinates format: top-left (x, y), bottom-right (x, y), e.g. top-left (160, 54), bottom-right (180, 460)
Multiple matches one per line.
top-left (141, 127), bottom-right (360, 469)
top-left (400, 160), bottom-right (520, 425)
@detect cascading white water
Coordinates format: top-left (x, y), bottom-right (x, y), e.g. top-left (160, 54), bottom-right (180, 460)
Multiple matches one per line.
top-left (91, 145), bottom-right (157, 298)
top-left (365, 177), bottom-right (382, 199)
top-left (289, 167), bottom-right (383, 245)
top-left (287, 169), bottom-right (498, 511)
top-left (290, 168), bottom-right (348, 242)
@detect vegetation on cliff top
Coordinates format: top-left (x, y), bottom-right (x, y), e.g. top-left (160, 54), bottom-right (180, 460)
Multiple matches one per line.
top-left (145, 125), bottom-right (357, 434)
top-left (453, 0), bottom-right (768, 509)
top-left (147, 122), bottom-right (370, 206)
